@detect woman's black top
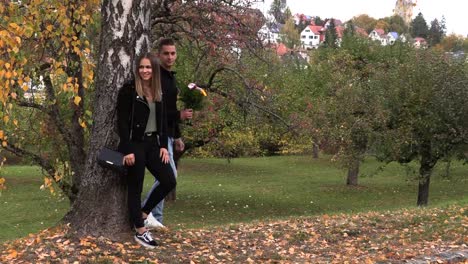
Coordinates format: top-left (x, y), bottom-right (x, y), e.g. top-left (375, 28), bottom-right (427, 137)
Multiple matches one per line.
top-left (116, 80), bottom-right (168, 155)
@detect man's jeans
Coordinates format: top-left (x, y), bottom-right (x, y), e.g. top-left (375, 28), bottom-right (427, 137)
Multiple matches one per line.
top-left (142, 137), bottom-right (177, 223)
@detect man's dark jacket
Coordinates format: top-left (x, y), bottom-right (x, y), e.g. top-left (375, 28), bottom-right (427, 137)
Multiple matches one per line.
top-left (160, 66), bottom-right (181, 139)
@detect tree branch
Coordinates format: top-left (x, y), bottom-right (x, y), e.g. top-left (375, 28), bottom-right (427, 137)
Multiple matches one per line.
top-left (41, 71), bottom-right (74, 142)
top-left (2, 142), bottom-right (76, 200)
top-left (205, 67), bottom-right (292, 129)
top-left (16, 100), bottom-right (46, 111)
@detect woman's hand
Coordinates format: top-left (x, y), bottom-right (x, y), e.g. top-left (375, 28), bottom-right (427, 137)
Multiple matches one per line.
top-left (160, 148), bottom-right (169, 164)
top-left (123, 153), bottom-right (135, 166)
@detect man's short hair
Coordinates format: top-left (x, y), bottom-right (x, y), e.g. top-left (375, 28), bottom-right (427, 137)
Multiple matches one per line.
top-left (157, 38), bottom-right (175, 52)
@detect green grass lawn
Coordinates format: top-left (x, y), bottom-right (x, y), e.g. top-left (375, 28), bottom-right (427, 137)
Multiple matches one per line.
top-left (1, 155), bottom-right (467, 242)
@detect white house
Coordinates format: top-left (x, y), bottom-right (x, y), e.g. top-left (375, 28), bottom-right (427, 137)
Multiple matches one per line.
top-left (369, 29), bottom-right (388, 46)
top-left (387, 32), bottom-right (399, 45)
top-left (399, 34), bottom-right (408, 43)
top-left (300, 25), bottom-right (322, 49)
top-left (258, 23), bottom-right (283, 45)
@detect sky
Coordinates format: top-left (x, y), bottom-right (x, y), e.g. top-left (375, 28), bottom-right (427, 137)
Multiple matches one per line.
top-left (253, 0), bottom-right (467, 37)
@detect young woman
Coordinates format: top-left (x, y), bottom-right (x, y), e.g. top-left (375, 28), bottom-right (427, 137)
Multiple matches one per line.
top-left (116, 53), bottom-right (176, 249)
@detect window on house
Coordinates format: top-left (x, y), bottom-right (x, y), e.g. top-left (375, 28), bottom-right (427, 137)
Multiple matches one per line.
top-left (309, 36), bottom-right (313, 39)
top-left (305, 30), bottom-right (310, 32)
top-left (314, 36), bottom-right (318, 39)
top-left (301, 35), bottom-right (306, 39)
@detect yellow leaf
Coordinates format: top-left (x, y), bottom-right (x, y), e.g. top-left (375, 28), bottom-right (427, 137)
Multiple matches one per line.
top-left (54, 172), bottom-right (62, 182)
top-left (46, 25), bottom-right (53, 32)
top-left (8, 23), bottom-right (19, 30)
top-left (74, 96), bottom-right (81, 106)
top-left (11, 92), bottom-right (18, 99)
top-left (3, 116), bottom-right (9, 123)
top-left (44, 177), bottom-right (52, 186)
top-left (78, 117), bottom-right (86, 127)
top-left (13, 119), bottom-right (18, 127)
top-left (0, 130), bottom-right (4, 139)
top-left (7, 249), bottom-right (17, 259)
top-left (2, 141), bottom-right (7, 147)
top-left (74, 46), bottom-right (81, 54)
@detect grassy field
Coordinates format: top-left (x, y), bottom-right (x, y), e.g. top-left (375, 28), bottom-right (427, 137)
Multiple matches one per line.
top-left (0, 155), bottom-right (466, 242)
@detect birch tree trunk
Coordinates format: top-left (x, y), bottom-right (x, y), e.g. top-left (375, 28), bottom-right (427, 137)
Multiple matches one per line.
top-left (65, 0), bottom-right (151, 238)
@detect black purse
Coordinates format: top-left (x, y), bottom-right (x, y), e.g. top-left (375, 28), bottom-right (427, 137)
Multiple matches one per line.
top-left (97, 147), bottom-right (126, 173)
top-left (97, 90), bottom-right (135, 174)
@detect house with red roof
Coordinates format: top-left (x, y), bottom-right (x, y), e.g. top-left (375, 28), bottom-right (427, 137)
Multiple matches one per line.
top-left (355, 27), bottom-right (368, 37)
top-left (300, 25), bottom-right (323, 49)
top-left (413, 37), bottom-right (427, 49)
top-left (275, 43), bottom-right (290, 56)
top-left (316, 24), bottom-right (346, 47)
top-left (334, 26), bottom-right (345, 46)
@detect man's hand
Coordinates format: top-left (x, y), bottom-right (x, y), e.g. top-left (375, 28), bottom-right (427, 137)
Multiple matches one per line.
top-left (180, 109), bottom-right (193, 120)
top-left (175, 138), bottom-right (185, 152)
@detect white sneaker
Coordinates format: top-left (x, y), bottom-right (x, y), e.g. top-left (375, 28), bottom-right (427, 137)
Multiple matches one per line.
top-left (144, 213), bottom-right (165, 230)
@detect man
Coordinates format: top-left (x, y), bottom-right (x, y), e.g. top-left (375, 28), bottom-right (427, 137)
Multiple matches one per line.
top-left (142, 38), bottom-right (192, 229)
